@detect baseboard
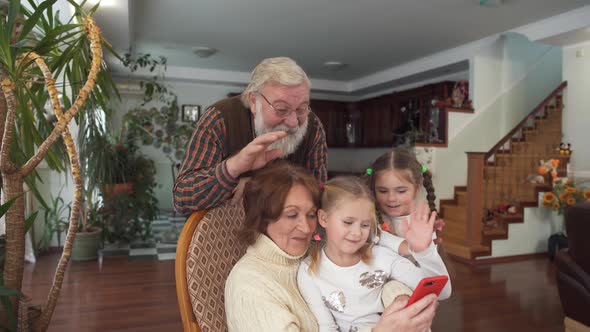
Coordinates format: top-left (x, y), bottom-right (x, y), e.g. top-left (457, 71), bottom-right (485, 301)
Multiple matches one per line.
top-left (36, 246), bottom-right (64, 256)
top-left (450, 252), bottom-right (549, 265)
top-left (570, 170), bottom-right (590, 180)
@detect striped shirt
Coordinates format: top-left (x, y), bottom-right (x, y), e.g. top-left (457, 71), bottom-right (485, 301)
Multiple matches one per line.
top-left (173, 107), bottom-right (328, 215)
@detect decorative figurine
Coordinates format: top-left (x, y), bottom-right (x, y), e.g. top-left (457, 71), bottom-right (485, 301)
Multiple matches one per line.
top-left (428, 99), bottom-right (441, 143)
top-left (452, 80), bottom-right (469, 107)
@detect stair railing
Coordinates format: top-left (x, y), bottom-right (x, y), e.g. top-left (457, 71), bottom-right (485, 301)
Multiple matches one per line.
top-left (463, 81), bottom-right (567, 248)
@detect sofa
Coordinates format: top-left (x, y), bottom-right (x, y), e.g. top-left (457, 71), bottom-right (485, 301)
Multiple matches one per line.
top-left (555, 201), bottom-right (590, 331)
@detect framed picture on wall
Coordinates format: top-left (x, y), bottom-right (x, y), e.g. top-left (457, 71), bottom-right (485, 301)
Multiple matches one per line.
top-left (182, 104), bottom-right (201, 122)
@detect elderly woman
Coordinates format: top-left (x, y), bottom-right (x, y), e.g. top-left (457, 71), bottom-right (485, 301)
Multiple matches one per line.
top-left (225, 161), bottom-right (438, 332)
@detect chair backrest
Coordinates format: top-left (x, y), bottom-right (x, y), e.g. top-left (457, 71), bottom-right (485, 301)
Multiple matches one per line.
top-left (175, 200), bottom-right (247, 332)
top-left (565, 201), bottom-right (590, 274)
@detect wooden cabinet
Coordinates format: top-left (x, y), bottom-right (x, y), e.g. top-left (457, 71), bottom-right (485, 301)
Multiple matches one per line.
top-left (394, 81), bottom-right (454, 146)
top-left (311, 100), bottom-right (349, 147)
top-left (312, 81), bottom-right (459, 148)
top-left (359, 95), bottom-right (394, 147)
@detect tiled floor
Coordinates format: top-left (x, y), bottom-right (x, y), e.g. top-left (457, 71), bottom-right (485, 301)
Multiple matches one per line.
top-left (99, 210), bottom-right (187, 261)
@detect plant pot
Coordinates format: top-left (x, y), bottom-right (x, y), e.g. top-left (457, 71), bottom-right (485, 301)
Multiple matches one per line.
top-left (72, 228), bottom-right (102, 261)
top-left (102, 182), bottom-right (134, 203)
top-left (102, 182), bottom-right (134, 196)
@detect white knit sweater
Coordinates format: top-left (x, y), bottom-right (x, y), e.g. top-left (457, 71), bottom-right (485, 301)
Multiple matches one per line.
top-left (225, 234), bottom-right (319, 332)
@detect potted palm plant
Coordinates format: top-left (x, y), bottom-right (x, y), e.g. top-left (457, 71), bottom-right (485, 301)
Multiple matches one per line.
top-left (0, 1), bottom-right (119, 330)
top-left (70, 199), bottom-right (102, 261)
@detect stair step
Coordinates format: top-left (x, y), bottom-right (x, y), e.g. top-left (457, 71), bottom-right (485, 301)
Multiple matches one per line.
top-left (521, 128), bottom-right (562, 136)
top-left (482, 179), bottom-right (541, 186)
top-left (484, 164), bottom-right (540, 170)
top-left (536, 116), bottom-right (562, 123)
top-left (523, 137), bottom-right (562, 145)
top-left (534, 122), bottom-right (562, 129)
top-left (444, 241), bottom-right (491, 260)
top-left (440, 205), bottom-right (465, 221)
top-left (482, 226), bottom-right (508, 240)
top-left (484, 176), bottom-right (542, 184)
top-left (443, 219), bottom-right (466, 233)
top-left (494, 153), bottom-right (566, 159)
top-left (510, 145), bottom-right (562, 154)
top-left (495, 213), bottom-right (524, 223)
top-left (445, 241), bottom-right (473, 259)
top-left (443, 229), bottom-right (468, 243)
top-left (481, 193), bottom-right (538, 203)
top-left (456, 191), bottom-right (467, 205)
top-left (442, 229), bottom-right (466, 243)
top-left (521, 137), bottom-right (562, 145)
top-left (483, 187), bottom-right (539, 196)
top-left (524, 131), bottom-right (562, 138)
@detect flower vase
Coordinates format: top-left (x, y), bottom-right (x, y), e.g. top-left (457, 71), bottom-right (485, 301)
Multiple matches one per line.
top-left (549, 211), bottom-right (566, 237)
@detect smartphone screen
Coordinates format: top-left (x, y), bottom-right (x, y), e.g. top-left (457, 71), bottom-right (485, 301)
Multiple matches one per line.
top-left (405, 275), bottom-right (449, 307)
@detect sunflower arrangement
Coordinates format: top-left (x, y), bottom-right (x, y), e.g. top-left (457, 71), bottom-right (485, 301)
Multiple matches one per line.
top-left (542, 178), bottom-right (590, 215)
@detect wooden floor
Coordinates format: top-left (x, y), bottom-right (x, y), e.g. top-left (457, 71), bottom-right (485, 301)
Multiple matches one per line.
top-left (22, 254), bottom-right (565, 331)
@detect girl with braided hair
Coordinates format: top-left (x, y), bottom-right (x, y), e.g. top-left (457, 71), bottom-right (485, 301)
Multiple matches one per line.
top-left (366, 148), bottom-right (453, 273)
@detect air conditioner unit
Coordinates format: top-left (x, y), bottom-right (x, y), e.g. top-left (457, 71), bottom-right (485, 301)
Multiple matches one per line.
top-left (116, 81), bottom-right (144, 95)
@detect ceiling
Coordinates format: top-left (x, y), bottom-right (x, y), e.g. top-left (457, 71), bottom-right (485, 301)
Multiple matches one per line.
top-left (90, 0), bottom-right (590, 94)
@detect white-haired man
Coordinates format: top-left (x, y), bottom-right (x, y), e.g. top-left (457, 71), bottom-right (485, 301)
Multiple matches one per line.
top-left (174, 57), bottom-right (328, 214)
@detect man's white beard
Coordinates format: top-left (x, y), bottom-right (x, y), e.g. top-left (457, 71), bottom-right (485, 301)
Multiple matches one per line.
top-left (254, 100), bottom-right (308, 157)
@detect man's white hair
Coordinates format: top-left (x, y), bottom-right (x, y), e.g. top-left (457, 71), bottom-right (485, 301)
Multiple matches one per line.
top-left (241, 57), bottom-right (311, 107)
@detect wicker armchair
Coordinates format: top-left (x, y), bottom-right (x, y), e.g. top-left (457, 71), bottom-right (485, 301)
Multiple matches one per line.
top-left (175, 200), bottom-right (247, 332)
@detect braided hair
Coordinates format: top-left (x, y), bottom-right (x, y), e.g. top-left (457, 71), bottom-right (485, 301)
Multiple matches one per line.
top-left (366, 148), bottom-right (455, 277)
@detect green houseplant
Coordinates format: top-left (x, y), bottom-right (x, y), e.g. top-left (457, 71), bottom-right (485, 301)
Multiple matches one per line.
top-left (0, 1), bottom-right (119, 330)
top-left (121, 52), bottom-right (193, 181)
top-left (37, 187), bottom-right (71, 253)
top-left (80, 114), bottom-right (159, 244)
top-left (97, 133), bottom-right (160, 244)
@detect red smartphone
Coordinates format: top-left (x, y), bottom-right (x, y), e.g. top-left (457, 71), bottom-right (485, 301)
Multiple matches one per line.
top-left (405, 275), bottom-right (448, 307)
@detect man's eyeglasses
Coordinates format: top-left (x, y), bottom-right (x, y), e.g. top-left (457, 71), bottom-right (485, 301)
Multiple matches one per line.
top-left (258, 92), bottom-right (310, 118)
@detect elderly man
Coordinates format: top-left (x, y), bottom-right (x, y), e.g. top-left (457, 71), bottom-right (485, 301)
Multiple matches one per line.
top-left (173, 57), bottom-right (328, 215)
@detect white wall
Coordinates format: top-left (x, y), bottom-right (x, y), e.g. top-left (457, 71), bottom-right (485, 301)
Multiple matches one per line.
top-left (328, 148), bottom-right (391, 173)
top-left (563, 41), bottom-right (590, 177)
top-left (500, 33), bottom-right (562, 133)
top-left (434, 36), bottom-right (506, 203)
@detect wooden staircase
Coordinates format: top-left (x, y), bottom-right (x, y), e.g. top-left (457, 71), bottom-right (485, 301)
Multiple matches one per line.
top-left (440, 82), bottom-right (569, 262)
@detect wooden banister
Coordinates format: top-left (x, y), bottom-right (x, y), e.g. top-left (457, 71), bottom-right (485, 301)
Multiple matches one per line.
top-left (485, 81), bottom-right (567, 160)
top-left (465, 152), bottom-right (486, 247)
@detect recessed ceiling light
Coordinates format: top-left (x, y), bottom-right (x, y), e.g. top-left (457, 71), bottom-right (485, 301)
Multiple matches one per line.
top-left (323, 61), bottom-right (347, 71)
top-left (479, 0), bottom-right (502, 7)
top-left (192, 47), bottom-right (218, 58)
